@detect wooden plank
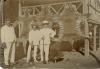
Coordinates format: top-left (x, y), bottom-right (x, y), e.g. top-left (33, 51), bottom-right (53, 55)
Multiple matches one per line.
top-left (84, 17), bottom-right (90, 57)
top-left (98, 28), bottom-right (100, 49)
top-left (48, 5), bottom-right (52, 15)
top-left (93, 25), bottom-right (97, 52)
top-left (84, 38), bottom-right (89, 57)
top-left (83, 0), bottom-right (91, 57)
top-left (32, 7), bottom-right (35, 15)
top-left (88, 19), bottom-right (100, 25)
top-left (22, 0), bottom-right (81, 8)
top-left (58, 4), bottom-right (64, 13)
top-left (76, 2), bottom-right (82, 10)
top-left (49, 5), bottom-right (58, 14)
top-left (35, 7), bottom-right (41, 13)
top-left (64, 3), bottom-right (70, 9)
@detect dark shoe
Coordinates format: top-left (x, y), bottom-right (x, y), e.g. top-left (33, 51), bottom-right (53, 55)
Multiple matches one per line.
top-left (26, 62), bottom-right (33, 65)
top-left (39, 61), bottom-right (43, 64)
top-left (46, 61), bottom-right (49, 64)
top-left (10, 63), bottom-right (16, 66)
top-left (43, 61), bottom-right (49, 64)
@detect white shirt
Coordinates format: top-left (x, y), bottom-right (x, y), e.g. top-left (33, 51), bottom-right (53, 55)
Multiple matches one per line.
top-left (40, 28), bottom-right (56, 44)
top-left (29, 30), bottom-right (41, 45)
top-left (1, 25), bottom-right (16, 43)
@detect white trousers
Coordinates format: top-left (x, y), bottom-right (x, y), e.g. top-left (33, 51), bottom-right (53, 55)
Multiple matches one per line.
top-left (4, 42), bottom-right (15, 65)
top-left (27, 45), bottom-right (38, 62)
top-left (40, 44), bottom-right (50, 62)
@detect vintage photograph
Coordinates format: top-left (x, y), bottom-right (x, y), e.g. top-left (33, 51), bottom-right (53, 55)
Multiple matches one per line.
top-left (0, 0), bottom-right (100, 69)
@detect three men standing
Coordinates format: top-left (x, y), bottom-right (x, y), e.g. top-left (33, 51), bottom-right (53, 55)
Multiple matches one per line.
top-left (1, 19), bottom-right (16, 66)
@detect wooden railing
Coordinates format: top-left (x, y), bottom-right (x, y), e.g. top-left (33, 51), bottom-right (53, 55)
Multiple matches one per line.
top-left (19, 0), bottom-right (82, 17)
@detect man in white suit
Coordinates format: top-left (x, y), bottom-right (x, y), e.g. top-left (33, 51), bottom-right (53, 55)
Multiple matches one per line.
top-left (1, 19), bottom-right (16, 66)
top-left (40, 20), bottom-right (56, 63)
top-left (27, 23), bottom-right (41, 63)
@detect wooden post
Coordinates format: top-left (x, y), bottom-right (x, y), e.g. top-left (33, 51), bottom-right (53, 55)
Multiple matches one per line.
top-left (83, 0), bottom-right (90, 57)
top-left (1, 0), bottom-right (4, 25)
top-left (99, 27), bottom-right (100, 49)
top-left (18, 0), bottom-right (21, 37)
top-left (18, 23), bottom-right (21, 37)
top-left (93, 25), bottom-right (97, 52)
top-left (84, 17), bottom-right (90, 57)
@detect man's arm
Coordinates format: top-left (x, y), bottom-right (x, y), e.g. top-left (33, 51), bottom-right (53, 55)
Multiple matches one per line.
top-left (1, 27), bottom-right (5, 43)
top-left (1, 27), bottom-right (6, 49)
top-left (50, 29), bottom-right (56, 38)
top-left (29, 31), bottom-right (33, 45)
top-left (13, 27), bottom-right (17, 42)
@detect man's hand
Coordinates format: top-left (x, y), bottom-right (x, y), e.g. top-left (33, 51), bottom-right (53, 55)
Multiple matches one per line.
top-left (2, 42), bottom-right (6, 49)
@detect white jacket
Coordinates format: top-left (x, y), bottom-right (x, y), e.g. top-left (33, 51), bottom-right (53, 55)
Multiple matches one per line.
top-left (29, 30), bottom-right (42, 45)
top-left (40, 28), bottom-right (56, 44)
top-left (1, 25), bottom-right (16, 43)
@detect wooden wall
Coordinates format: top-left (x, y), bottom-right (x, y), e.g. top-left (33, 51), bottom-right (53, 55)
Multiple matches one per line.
top-left (3, 0), bottom-right (18, 22)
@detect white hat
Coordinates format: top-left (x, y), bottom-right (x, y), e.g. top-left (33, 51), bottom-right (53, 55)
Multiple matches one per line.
top-left (42, 20), bottom-right (49, 25)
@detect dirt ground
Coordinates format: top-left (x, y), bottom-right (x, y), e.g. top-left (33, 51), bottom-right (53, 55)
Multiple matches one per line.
top-left (6, 51), bottom-right (100, 69)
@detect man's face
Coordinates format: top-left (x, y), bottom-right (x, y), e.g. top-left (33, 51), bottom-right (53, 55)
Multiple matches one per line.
top-left (32, 25), bottom-right (37, 30)
top-left (6, 20), bottom-right (11, 26)
top-left (43, 24), bottom-right (48, 28)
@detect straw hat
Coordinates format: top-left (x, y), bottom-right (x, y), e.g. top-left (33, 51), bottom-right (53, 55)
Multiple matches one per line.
top-left (42, 20), bottom-right (49, 25)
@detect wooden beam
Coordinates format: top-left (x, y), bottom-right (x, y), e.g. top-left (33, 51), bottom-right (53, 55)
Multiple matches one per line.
top-left (22, 0), bottom-right (81, 8)
top-left (76, 2), bottom-right (82, 10)
top-left (48, 5), bottom-right (52, 15)
top-left (32, 7), bottom-right (35, 15)
top-left (84, 17), bottom-right (90, 57)
top-left (22, 1), bottom-right (82, 16)
top-left (35, 7), bottom-right (41, 13)
top-left (60, 3), bottom-right (68, 15)
top-left (89, 4), bottom-right (100, 13)
top-left (58, 4), bottom-right (64, 14)
top-left (49, 5), bottom-right (58, 15)
top-left (99, 27), bottom-right (100, 49)
top-left (83, 0), bottom-right (88, 14)
top-left (93, 25), bottom-right (97, 52)
top-left (83, 0), bottom-right (90, 57)
top-left (88, 19), bottom-right (100, 25)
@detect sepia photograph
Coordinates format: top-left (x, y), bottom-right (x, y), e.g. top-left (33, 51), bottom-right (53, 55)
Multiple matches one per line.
top-left (0, 0), bottom-right (100, 69)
